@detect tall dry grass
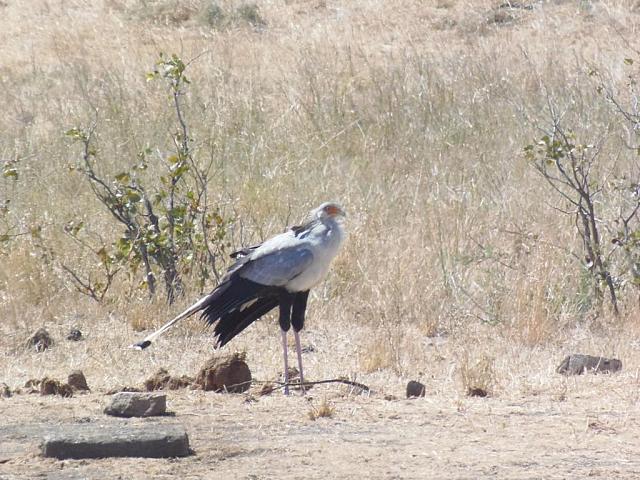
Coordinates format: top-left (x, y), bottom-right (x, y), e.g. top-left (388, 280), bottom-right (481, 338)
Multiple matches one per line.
top-left (1, 0), bottom-right (640, 393)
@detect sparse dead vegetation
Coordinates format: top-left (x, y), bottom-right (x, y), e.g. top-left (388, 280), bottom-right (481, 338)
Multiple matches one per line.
top-left (459, 353), bottom-right (495, 397)
top-left (307, 398), bottom-right (335, 420)
top-left (1, 1), bottom-right (640, 477)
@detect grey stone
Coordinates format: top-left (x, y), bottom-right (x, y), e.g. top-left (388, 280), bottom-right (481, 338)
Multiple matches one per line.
top-left (40, 422), bottom-right (189, 459)
top-left (104, 392), bottom-right (167, 417)
top-left (557, 354), bottom-right (622, 375)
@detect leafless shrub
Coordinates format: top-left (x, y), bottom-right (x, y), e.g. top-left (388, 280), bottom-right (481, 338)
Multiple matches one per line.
top-left (459, 353), bottom-right (495, 397)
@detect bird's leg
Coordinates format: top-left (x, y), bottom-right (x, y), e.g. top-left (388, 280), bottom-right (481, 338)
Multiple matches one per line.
top-left (291, 291), bottom-right (309, 395)
top-left (279, 293), bottom-right (293, 395)
top-left (293, 329), bottom-right (305, 394)
top-left (281, 329), bottom-right (290, 396)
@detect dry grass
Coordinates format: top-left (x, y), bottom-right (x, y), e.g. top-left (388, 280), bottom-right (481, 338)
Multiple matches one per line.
top-left (459, 352), bottom-right (495, 397)
top-left (307, 397), bottom-right (335, 420)
top-left (1, 0), bottom-right (639, 375)
top-left (1, 1), bottom-right (640, 476)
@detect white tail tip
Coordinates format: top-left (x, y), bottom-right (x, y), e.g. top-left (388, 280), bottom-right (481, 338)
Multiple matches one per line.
top-left (131, 340), bottom-right (152, 350)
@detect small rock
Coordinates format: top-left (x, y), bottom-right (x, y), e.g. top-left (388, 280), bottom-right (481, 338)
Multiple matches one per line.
top-left (67, 370), bottom-right (90, 392)
top-left (105, 386), bottom-right (142, 395)
top-left (406, 380), bottom-right (426, 398)
top-left (40, 377), bottom-right (73, 397)
top-left (557, 354), bottom-right (622, 376)
top-left (104, 392), bottom-right (167, 417)
top-left (144, 368), bottom-right (192, 391)
top-left (194, 352), bottom-right (251, 393)
top-left (1, 382), bottom-right (11, 398)
top-left (41, 422), bottom-right (190, 459)
top-left (26, 328), bottom-right (53, 352)
top-left (66, 329), bottom-right (83, 341)
top-left (468, 387), bottom-right (489, 397)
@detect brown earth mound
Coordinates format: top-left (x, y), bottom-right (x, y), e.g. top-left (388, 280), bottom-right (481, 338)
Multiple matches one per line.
top-left (144, 368), bottom-right (193, 391)
top-left (194, 352), bottom-right (251, 393)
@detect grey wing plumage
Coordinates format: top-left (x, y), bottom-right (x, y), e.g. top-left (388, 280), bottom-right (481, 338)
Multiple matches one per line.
top-left (239, 246), bottom-right (314, 286)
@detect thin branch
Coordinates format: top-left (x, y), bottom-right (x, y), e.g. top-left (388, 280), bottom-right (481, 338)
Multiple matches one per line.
top-left (256, 378), bottom-right (372, 394)
top-left (60, 263), bottom-right (101, 302)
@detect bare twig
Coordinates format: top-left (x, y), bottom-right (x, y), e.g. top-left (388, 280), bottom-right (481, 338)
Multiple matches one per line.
top-left (259, 378), bottom-right (372, 393)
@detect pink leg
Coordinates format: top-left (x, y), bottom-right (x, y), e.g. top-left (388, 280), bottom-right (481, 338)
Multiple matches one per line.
top-left (281, 330), bottom-right (290, 396)
top-left (294, 330), bottom-right (305, 395)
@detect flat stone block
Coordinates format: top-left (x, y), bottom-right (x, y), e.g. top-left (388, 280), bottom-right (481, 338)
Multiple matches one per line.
top-left (41, 423), bottom-right (189, 459)
top-left (557, 354), bottom-right (622, 375)
top-left (104, 392), bottom-right (166, 417)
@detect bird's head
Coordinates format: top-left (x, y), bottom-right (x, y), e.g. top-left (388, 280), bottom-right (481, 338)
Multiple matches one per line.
top-left (313, 202), bottom-right (346, 222)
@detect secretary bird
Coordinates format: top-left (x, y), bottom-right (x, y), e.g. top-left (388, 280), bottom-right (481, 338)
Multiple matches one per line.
top-left (133, 202), bottom-right (346, 395)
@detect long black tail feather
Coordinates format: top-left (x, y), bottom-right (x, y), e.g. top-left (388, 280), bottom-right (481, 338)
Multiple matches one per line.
top-left (134, 272), bottom-right (284, 350)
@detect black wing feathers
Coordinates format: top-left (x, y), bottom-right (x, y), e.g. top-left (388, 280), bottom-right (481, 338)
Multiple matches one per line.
top-left (198, 275), bottom-right (282, 346)
top-left (214, 296), bottom-right (280, 347)
top-left (200, 277), bottom-right (273, 325)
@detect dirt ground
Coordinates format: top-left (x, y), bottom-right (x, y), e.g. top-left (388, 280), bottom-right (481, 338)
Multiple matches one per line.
top-left (2, 375), bottom-right (640, 480)
top-left (2, 308), bottom-right (640, 479)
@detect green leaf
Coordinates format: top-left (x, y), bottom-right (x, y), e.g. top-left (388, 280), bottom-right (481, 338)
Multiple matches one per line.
top-left (126, 190), bottom-right (141, 203)
top-left (65, 128), bottom-right (87, 141)
top-left (114, 172), bottom-right (131, 183)
top-left (2, 168), bottom-right (18, 179)
top-left (116, 237), bottom-right (133, 257)
top-left (624, 58), bottom-right (634, 65)
top-left (170, 163), bottom-right (189, 178)
top-left (169, 206), bottom-right (187, 219)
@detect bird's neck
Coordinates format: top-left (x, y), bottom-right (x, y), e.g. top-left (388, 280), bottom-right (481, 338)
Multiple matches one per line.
top-left (320, 218), bottom-right (345, 243)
